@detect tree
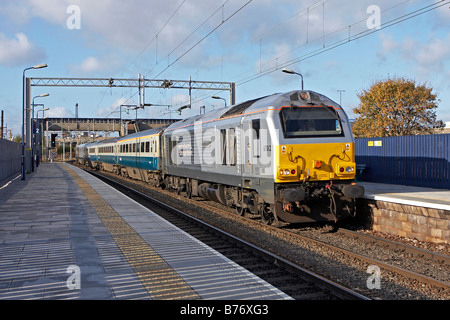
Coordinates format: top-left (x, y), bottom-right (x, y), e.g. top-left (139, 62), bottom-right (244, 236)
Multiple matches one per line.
top-left (12, 134), bottom-right (22, 143)
top-left (352, 77), bottom-right (442, 138)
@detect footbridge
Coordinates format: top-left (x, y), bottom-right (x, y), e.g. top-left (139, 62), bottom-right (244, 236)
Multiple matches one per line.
top-left (37, 117), bottom-right (178, 136)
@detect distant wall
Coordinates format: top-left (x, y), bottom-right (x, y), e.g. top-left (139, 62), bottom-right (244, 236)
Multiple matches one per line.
top-left (0, 139), bottom-right (21, 182)
top-left (355, 134), bottom-right (450, 189)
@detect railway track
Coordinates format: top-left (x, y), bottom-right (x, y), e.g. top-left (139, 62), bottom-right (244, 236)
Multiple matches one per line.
top-left (291, 227), bottom-right (449, 291)
top-left (86, 169), bottom-right (369, 300)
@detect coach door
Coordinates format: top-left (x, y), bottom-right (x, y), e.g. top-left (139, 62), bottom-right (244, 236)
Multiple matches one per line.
top-left (242, 117), bottom-right (261, 177)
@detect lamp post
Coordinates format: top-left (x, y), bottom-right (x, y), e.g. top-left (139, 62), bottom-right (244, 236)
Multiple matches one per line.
top-left (337, 89), bottom-right (345, 106)
top-left (32, 93), bottom-right (49, 171)
top-left (211, 95), bottom-right (227, 107)
top-left (36, 107), bottom-right (49, 167)
top-left (282, 68), bottom-right (304, 90)
top-left (22, 63), bottom-right (47, 180)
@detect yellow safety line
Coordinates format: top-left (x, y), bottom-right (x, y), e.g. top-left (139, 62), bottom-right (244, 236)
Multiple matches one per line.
top-left (61, 164), bottom-right (200, 300)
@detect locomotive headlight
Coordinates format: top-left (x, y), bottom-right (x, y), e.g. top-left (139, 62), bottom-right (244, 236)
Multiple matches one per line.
top-left (336, 163), bottom-right (355, 175)
top-left (278, 167), bottom-right (298, 179)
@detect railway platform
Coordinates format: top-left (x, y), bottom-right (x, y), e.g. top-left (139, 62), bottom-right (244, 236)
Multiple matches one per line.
top-left (0, 162), bottom-right (291, 300)
top-left (360, 182), bottom-right (450, 211)
top-left (359, 182), bottom-right (449, 243)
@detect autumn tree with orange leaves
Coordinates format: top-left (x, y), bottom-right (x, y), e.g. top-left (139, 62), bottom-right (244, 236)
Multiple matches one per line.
top-left (352, 77), bottom-right (442, 138)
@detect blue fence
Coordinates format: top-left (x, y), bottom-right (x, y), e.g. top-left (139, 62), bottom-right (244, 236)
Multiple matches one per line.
top-left (355, 134), bottom-right (450, 189)
top-left (0, 139), bottom-right (21, 182)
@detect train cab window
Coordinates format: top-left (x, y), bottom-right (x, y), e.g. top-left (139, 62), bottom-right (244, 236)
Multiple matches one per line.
top-left (252, 119), bottom-right (260, 139)
top-left (279, 106), bottom-right (343, 138)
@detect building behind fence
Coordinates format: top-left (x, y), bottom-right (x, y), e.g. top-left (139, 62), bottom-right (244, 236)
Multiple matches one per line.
top-left (355, 134), bottom-right (450, 189)
top-left (0, 139), bottom-right (21, 182)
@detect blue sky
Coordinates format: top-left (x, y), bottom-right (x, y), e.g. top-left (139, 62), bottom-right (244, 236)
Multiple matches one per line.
top-left (0, 0), bottom-right (449, 137)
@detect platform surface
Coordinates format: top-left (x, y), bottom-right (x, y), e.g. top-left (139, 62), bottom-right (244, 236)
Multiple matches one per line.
top-left (360, 181), bottom-right (450, 211)
top-left (0, 162), bottom-right (291, 300)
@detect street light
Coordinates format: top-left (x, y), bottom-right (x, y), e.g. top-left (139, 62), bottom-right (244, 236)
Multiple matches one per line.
top-left (36, 107), bottom-right (49, 167)
top-left (22, 63), bottom-right (48, 180)
top-left (177, 104), bottom-right (191, 115)
top-left (31, 93), bottom-right (50, 171)
top-left (282, 68), bottom-right (304, 90)
top-left (337, 89), bottom-right (345, 106)
top-left (211, 95), bottom-right (227, 107)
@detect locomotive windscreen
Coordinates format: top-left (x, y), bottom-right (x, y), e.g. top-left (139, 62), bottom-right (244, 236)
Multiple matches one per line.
top-left (279, 106), bottom-right (343, 138)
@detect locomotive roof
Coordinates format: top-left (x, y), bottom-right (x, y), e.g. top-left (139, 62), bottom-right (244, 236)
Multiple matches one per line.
top-left (116, 126), bottom-right (166, 142)
top-left (165, 90), bottom-right (341, 131)
top-left (82, 137), bottom-right (119, 148)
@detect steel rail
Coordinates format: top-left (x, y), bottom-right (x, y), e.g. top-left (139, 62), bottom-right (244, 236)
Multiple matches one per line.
top-left (290, 229), bottom-right (450, 290)
top-left (337, 228), bottom-right (450, 265)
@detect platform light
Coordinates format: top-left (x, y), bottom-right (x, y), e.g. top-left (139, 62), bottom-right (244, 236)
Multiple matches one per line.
top-left (33, 63), bottom-right (48, 69)
top-left (22, 63), bottom-right (48, 180)
top-left (282, 68), bottom-right (304, 90)
top-left (212, 95), bottom-right (227, 107)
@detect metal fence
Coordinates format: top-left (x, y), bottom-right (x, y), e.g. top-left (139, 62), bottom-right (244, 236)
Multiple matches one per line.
top-left (355, 134), bottom-right (450, 189)
top-left (0, 139), bottom-right (21, 182)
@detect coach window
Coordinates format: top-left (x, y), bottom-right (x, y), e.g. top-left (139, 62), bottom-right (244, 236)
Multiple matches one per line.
top-left (221, 129), bottom-right (227, 165)
top-left (252, 119), bottom-right (260, 139)
top-left (146, 141), bottom-right (150, 153)
top-left (229, 128), bottom-right (236, 166)
top-left (252, 119), bottom-right (261, 158)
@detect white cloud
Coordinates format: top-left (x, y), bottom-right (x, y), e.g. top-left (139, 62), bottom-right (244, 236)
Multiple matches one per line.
top-left (96, 97), bottom-right (137, 118)
top-left (46, 106), bottom-right (73, 118)
top-left (0, 32), bottom-right (46, 67)
top-left (414, 35), bottom-right (450, 71)
top-left (72, 56), bottom-right (101, 73)
top-left (377, 32), bottom-right (450, 75)
top-left (68, 55), bottom-right (122, 75)
top-left (379, 33), bottom-right (398, 53)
